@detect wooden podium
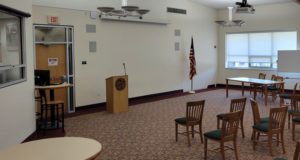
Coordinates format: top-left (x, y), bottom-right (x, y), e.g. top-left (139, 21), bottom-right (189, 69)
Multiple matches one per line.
top-left (106, 75), bottom-right (128, 113)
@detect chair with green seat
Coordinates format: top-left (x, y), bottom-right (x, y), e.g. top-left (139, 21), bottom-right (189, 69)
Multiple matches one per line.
top-left (175, 100), bottom-right (205, 146)
top-left (252, 106), bottom-right (288, 156)
top-left (280, 83), bottom-right (298, 107)
top-left (268, 76), bottom-right (284, 102)
top-left (289, 95), bottom-right (300, 130)
top-left (204, 111), bottom-right (241, 160)
top-left (217, 97), bottom-right (246, 138)
top-left (250, 99), bottom-right (269, 140)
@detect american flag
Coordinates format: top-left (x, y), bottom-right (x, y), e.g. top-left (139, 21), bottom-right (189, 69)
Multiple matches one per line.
top-left (189, 37), bottom-right (196, 80)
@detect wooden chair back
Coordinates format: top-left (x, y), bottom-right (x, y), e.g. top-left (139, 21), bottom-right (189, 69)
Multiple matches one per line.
top-left (269, 106), bottom-right (287, 132)
top-left (258, 73), bottom-right (266, 79)
top-left (294, 140), bottom-right (300, 160)
top-left (221, 111), bottom-right (241, 141)
top-left (275, 76), bottom-right (284, 89)
top-left (230, 97), bottom-right (247, 119)
top-left (291, 95), bottom-right (300, 113)
top-left (186, 100), bottom-right (205, 125)
top-left (250, 98), bottom-right (261, 125)
top-left (271, 74), bottom-right (277, 81)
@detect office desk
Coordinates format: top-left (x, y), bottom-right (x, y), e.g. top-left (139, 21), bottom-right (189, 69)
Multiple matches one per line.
top-left (35, 83), bottom-right (72, 127)
top-left (0, 137), bottom-right (102, 160)
top-left (226, 77), bottom-right (284, 106)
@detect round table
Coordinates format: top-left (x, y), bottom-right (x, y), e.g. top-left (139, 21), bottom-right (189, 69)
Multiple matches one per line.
top-left (0, 137), bottom-right (102, 160)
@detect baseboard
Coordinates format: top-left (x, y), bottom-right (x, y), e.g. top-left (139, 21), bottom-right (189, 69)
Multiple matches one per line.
top-left (71, 85), bottom-right (218, 116)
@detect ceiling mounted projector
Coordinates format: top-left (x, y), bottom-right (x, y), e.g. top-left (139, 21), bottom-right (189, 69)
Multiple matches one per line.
top-left (215, 7), bottom-right (245, 27)
top-left (235, 0), bottom-right (255, 14)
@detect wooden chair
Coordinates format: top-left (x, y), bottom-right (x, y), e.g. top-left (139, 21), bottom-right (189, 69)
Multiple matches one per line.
top-left (204, 111), bottom-right (241, 160)
top-left (250, 73), bottom-right (266, 95)
top-left (291, 96), bottom-right (300, 140)
top-left (217, 97), bottom-right (247, 138)
top-left (252, 106), bottom-right (288, 156)
top-left (38, 89), bottom-right (65, 134)
top-left (280, 83), bottom-right (298, 107)
top-left (175, 100), bottom-right (205, 146)
top-left (273, 140), bottom-right (300, 160)
top-left (250, 98), bottom-right (269, 140)
top-left (289, 95), bottom-right (300, 129)
top-left (268, 76), bottom-right (284, 102)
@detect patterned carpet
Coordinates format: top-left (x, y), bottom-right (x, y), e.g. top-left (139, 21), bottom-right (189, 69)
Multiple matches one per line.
top-left (65, 89), bottom-right (297, 160)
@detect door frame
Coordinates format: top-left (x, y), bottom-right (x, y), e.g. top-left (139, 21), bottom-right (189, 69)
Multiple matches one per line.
top-left (33, 24), bottom-right (76, 113)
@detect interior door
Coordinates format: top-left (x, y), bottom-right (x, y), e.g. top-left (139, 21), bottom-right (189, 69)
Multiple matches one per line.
top-left (35, 44), bottom-right (68, 112)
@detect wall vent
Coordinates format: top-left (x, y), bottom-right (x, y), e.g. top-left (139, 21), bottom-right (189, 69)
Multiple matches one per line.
top-left (167, 7), bottom-right (187, 15)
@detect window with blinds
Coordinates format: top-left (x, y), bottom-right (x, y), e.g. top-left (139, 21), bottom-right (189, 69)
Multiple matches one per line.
top-left (225, 31), bottom-right (297, 69)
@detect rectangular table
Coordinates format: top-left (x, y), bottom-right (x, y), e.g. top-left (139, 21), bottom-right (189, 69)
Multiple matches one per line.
top-left (226, 77), bottom-right (284, 106)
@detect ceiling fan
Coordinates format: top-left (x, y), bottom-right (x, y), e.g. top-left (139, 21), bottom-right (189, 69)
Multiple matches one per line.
top-left (215, 7), bottom-right (245, 27)
top-left (235, 0), bottom-right (255, 14)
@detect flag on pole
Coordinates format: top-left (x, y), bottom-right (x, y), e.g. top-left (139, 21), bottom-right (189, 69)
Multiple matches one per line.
top-left (189, 37), bottom-right (196, 80)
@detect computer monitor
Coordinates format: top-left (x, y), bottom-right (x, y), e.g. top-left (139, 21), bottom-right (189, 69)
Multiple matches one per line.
top-left (34, 70), bottom-right (50, 86)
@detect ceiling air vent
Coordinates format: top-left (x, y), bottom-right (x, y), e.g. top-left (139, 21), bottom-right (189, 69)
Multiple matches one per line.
top-left (167, 7), bottom-right (186, 15)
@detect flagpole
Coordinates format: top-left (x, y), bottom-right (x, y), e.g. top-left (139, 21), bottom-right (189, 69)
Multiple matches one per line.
top-left (189, 78), bottom-right (195, 94)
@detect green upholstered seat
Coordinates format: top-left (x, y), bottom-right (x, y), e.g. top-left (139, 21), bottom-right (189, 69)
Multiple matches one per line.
top-left (253, 123), bottom-right (269, 132)
top-left (268, 86), bottom-right (278, 91)
top-left (260, 117), bottom-right (269, 123)
top-left (273, 158), bottom-right (287, 160)
top-left (279, 93), bottom-right (291, 99)
top-left (292, 117), bottom-right (300, 123)
top-left (175, 117), bottom-right (187, 124)
top-left (204, 130), bottom-right (222, 140)
top-left (289, 109), bottom-right (300, 114)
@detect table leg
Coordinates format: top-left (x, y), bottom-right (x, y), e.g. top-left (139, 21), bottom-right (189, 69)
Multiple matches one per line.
top-left (242, 82), bottom-right (244, 96)
top-left (226, 79), bottom-right (229, 98)
top-left (264, 84), bottom-right (268, 106)
top-left (50, 89), bottom-right (55, 126)
top-left (254, 84), bottom-right (257, 100)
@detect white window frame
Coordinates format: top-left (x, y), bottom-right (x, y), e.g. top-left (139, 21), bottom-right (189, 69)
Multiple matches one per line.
top-left (225, 31), bottom-right (298, 70)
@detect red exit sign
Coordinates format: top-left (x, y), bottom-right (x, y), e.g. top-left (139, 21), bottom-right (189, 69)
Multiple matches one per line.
top-left (47, 16), bottom-right (60, 24)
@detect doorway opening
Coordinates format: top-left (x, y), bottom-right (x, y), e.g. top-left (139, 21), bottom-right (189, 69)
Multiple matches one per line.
top-left (33, 25), bottom-right (75, 113)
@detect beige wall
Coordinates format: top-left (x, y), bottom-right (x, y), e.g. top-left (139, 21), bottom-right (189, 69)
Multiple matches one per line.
top-left (217, 2), bottom-right (300, 89)
top-left (0, 0), bottom-right (35, 149)
top-left (32, 0), bottom-right (218, 107)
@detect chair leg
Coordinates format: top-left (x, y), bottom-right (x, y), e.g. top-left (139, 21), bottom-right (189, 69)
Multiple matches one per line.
top-left (268, 133), bottom-right (273, 156)
top-left (293, 122), bottom-right (295, 141)
top-left (288, 114), bottom-right (291, 129)
top-left (175, 123), bottom-right (178, 142)
top-left (220, 142), bottom-right (225, 160)
top-left (233, 139), bottom-right (239, 160)
top-left (281, 132), bottom-right (286, 154)
top-left (251, 130), bottom-right (255, 141)
top-left (199, 125), bottom-right (203, 144)
top-left (186, 126), bottom-right (191, 147)
top-left (204, 137), bottom-right (208, 160)
top-left (191, 125), bottom-right (194, 138)
top-left (253, 130), bottom-right (256, 150)
top-left (276, 134), bottom-right (279, 146)
top-left (240, 119), bottom-right (245, 138)
top-left (61, 104), bottom-right (65, 132)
